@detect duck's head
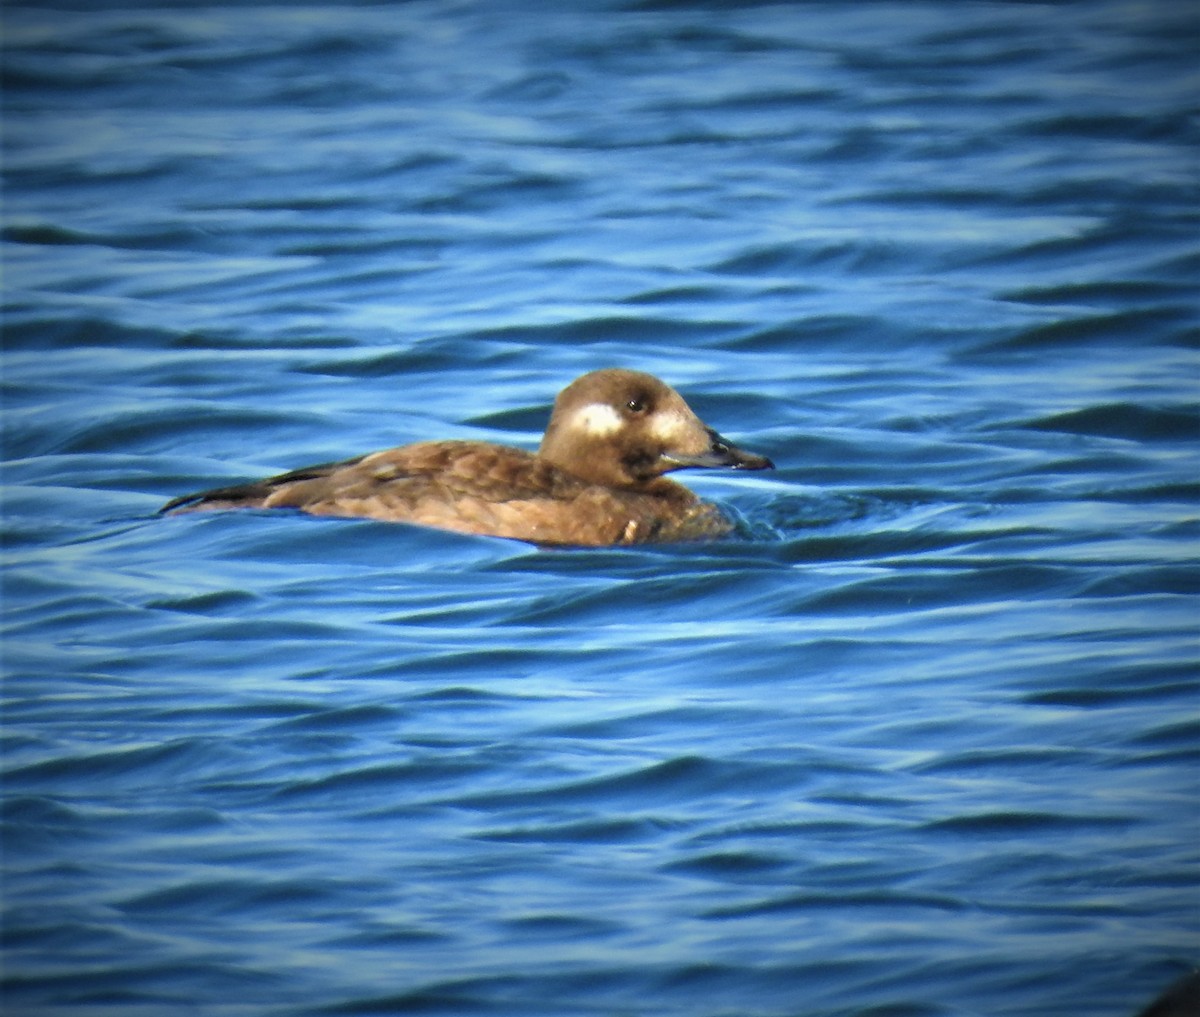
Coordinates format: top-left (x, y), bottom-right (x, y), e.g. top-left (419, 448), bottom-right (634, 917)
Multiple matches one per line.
top-left (538, 368), bottom-right (774, 490)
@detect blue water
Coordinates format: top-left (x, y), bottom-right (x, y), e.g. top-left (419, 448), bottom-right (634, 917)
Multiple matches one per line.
top-left (3, 2), bottom-right (1198, 1015)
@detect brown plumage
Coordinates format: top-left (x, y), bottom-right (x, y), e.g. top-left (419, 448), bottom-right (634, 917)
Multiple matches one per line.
top-left (161, 368), bottom-right (774, 546)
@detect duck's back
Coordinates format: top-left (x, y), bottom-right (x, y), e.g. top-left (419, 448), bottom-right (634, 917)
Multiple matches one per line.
top-left (163, 440), bottom-right (731, 546)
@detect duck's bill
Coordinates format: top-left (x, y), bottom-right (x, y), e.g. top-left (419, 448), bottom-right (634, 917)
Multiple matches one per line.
top-left (661, 429), bottom-right (775, 471)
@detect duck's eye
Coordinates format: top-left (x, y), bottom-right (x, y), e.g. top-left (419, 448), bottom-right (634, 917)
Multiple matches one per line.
top-left (626, 397), bottom-right (647, 414)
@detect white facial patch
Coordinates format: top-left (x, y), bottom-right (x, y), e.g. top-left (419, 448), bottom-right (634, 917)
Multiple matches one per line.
top-left (649, 408), bottom-right (692, 443)
top-left (574, 402), bottom-right (625, 436)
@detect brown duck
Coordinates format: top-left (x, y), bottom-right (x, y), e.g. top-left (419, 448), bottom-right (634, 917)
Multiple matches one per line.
top-left (161, 368), bottom-right (774, 546)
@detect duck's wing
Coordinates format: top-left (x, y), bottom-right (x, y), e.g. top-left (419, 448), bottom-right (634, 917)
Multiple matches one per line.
top-left (159, 441), bottom-right (561, 516)
top-left (160, 454), bottom-right (370, 514)
top-left (259, 442), bottom-right (585, 529)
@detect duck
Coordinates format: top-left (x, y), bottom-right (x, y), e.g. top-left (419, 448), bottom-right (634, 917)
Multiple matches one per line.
top-left (161, 368), bottom-right (774, 546)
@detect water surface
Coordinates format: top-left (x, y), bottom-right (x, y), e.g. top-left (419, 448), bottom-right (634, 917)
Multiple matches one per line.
top-left (3, 2), bottom-right (1198, 1015)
